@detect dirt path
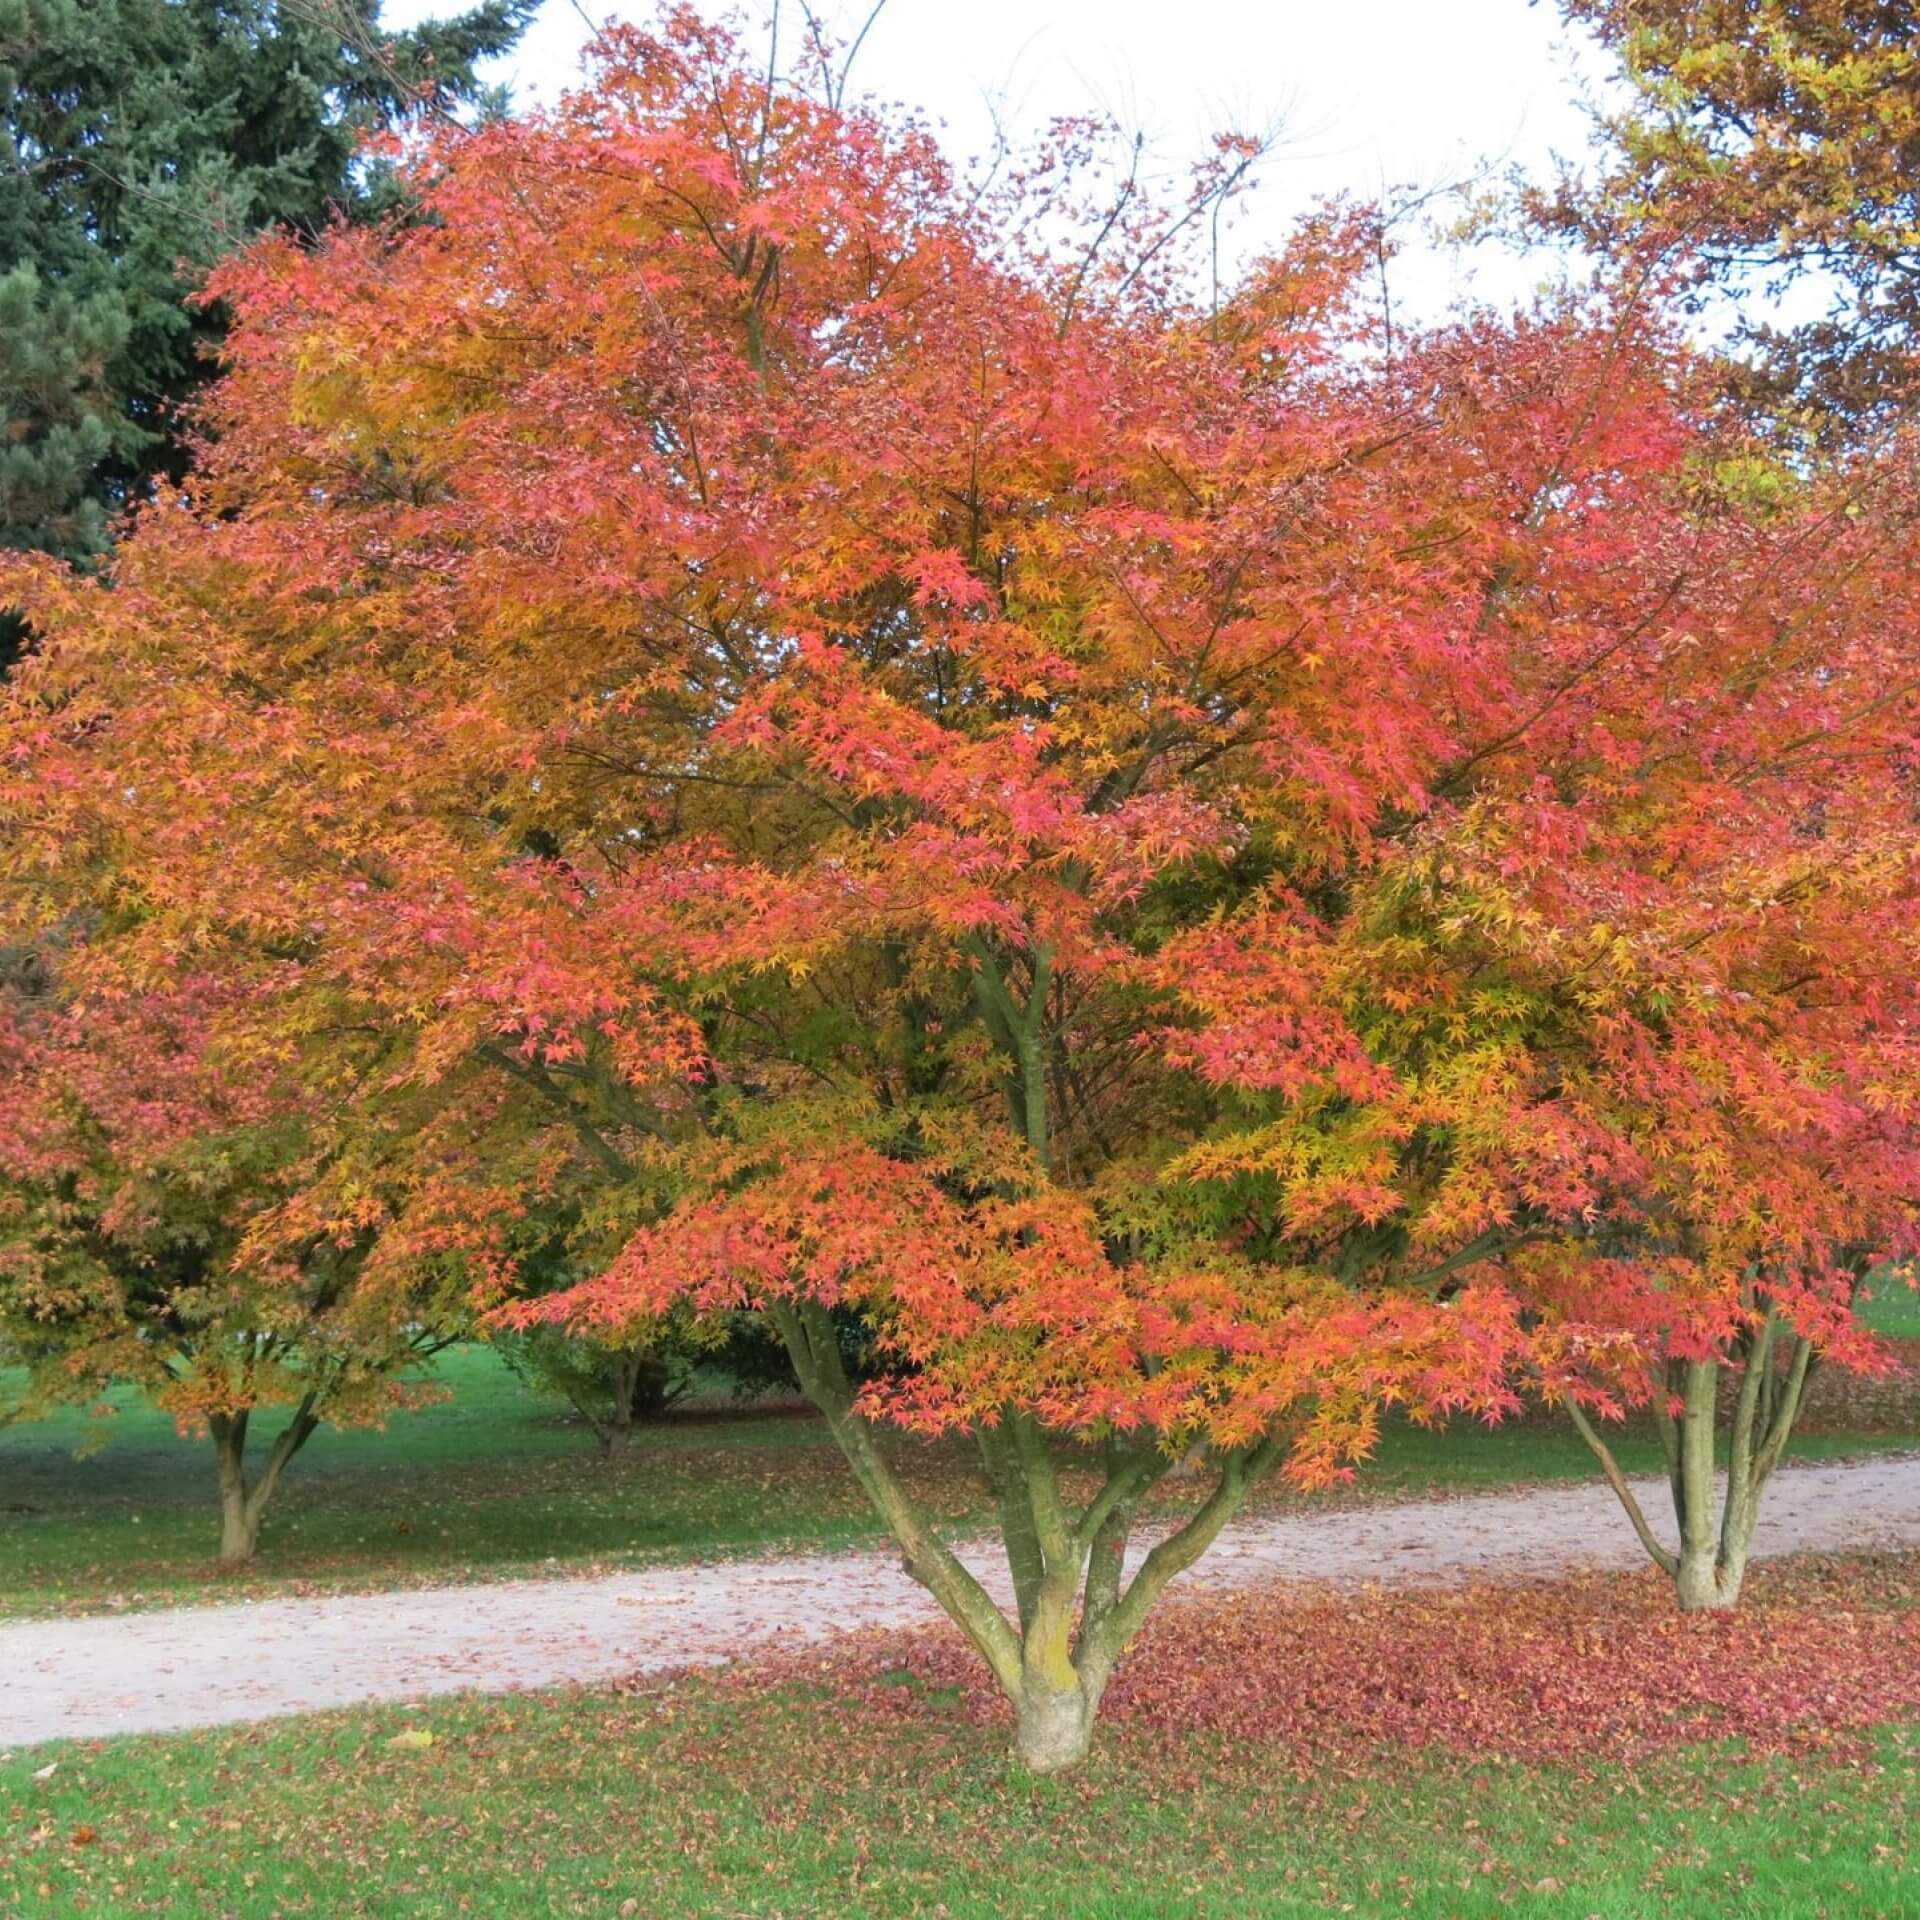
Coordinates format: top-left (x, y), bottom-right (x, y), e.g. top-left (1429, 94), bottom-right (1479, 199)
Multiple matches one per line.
top-left (6, 1454), bottom-right (1918, 1750)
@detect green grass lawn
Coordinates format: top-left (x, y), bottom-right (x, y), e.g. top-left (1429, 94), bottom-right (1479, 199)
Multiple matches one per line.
top-left (1861, 1273), bottom-right (1920, 1339)
top-left (2, 1335), bottom-right (1915, 1620)
top-left (3, 1667), bottom-right (1915, 1917)
top-left (0, 1349), bottom-right (990, 1617)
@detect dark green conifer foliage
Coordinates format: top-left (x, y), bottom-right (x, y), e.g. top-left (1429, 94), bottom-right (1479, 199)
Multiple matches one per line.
top-left (0, 0), bottom-right (531, 662)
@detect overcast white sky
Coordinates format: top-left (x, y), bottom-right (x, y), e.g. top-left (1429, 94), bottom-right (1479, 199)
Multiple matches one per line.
top-left (387, 0), bottom-right (1614, 318)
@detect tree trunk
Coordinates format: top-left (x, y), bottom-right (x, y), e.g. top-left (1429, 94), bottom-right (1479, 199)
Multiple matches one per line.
top-left (610, 1347), bottom-right (642, 1452)
top-left (1674, 1545), bottom-right (1747, 1611)
top-left (1012, 1677), bottom-right (1097, 1773)
top-left (1569, 1315), bottom-right (1816, 1615)
top-left (211, 1411), bottom-right (261, 1565)
top-left (218, 1466), bottom-right (263, 1564)
top-left (771, 1284), bottom-right (1284, 1775)
top-left (208, 1396), bottom-right (322, 1565)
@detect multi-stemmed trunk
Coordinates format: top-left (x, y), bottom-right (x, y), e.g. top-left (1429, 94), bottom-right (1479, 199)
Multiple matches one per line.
top-left (767, 936), bottom-right (1279, 1769)
top-left (770, 1297), bottom-right (1277, 1772)
top-left (207, 1394), bottom-right (324, 1565)
top-left (1568, 1311), bottom-right (1816, 1612)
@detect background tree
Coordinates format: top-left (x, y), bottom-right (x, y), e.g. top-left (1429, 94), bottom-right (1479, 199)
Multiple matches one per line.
top-left (4, 12), bottom-right (1919, 1766)
top-left (0, 0), bottom-right (533, 668)
top-left (489, 1197), bottom-right (710, 1456)
top-left (496, 1320), bottom-right (697, 1454)
top-left (1536, 1250), bottom-right (1898, 1610)
top-left (1346, 386), bottom-right (1920, 1606)
top-left (1553, 0), bottom-right (1920, 434)
top-left (1538, 0), bottom-right (1920, 1594)
top-left (0, 947), bottom-right (467, 1563)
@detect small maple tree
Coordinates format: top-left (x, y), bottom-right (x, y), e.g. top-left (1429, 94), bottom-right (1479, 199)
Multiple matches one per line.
top-left (4, 11), bottom-right (1919, 1762)
top-left (0, 947), bottom-right (467, 1562)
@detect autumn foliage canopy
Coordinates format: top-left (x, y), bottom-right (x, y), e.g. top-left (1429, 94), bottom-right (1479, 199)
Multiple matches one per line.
top-left (5, 7), bottom-right (1920, 1759)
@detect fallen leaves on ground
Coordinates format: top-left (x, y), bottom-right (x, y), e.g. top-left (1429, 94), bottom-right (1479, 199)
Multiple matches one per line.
top-left (723, 1550), bottom-right (1920, 1771)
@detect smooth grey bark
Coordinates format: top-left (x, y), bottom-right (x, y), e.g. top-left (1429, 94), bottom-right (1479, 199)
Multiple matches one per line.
top-left (1569, 1313), bottom-right (1817, 1611)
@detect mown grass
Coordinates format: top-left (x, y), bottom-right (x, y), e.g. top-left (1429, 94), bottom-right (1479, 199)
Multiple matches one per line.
top-left (1860, 1275), bottom-right (1920, 1339)
top-left (2, 1330), bottom-right (1916, 1620)
top-left (2, 1664), bottom-right (1915, 1917)
top-left (0, 1350), bottom-right (986, 1618)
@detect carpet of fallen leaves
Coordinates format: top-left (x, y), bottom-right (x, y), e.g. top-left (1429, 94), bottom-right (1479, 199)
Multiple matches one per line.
top-left (719, 1551), bottom-right (1920, 1772)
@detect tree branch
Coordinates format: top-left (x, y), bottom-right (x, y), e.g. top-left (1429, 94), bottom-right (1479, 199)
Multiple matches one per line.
top-left (1564, 1396), bottom-right (1678, 1576)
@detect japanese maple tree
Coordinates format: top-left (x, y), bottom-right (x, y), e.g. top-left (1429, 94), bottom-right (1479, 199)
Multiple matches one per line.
top-left (0, 945), bottom-right (467, 1562)
top-left (1385, 498), bottom-right (1920, 1610)
top-left (5, 10), bottom-right (1919, 1761)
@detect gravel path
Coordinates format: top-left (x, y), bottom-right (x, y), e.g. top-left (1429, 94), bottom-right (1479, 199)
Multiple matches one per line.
top-left (5, 1454), bottom-right (1918, 1749)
